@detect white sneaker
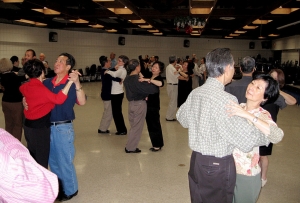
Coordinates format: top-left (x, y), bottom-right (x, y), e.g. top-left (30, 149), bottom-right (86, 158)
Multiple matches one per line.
top-left (262, 179), bottom-right (267, 187)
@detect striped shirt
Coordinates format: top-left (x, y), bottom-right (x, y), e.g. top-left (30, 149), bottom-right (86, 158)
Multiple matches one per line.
top-left (0, 128), bottom-right (58, 203)
top-left (176, 77), bottom-right (279, 158)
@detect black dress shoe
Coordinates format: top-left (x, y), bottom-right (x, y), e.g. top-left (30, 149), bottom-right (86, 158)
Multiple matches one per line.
top-left (59, 190), bottom-right (78, 201)
top-left (149, 147), bottom-right (162, 152)
top-left (115, 131), bottom-right (127, 135)
top-left (166, 118), bottom-right (176, 121)
top-left (125, 148), bottom-right (141, 153)
top-left (98, 129), bottom-right (110, 133)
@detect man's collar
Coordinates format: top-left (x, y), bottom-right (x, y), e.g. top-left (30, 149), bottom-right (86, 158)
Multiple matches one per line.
top-left (51, 74), bottom-right (69, 86)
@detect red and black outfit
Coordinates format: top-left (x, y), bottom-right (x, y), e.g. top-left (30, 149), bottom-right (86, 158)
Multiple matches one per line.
top-left (20, 78), bottom-right (67, 168)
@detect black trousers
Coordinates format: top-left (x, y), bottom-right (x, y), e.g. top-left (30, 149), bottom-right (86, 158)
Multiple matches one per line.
top-left (111, 93), bottom-right (127, 133)
top-left (146, 107), bottom-right (164, 148)
top-left (188, 151), bottom-right (236, 203)
top-left (24, 126), bottom-right (50, 168)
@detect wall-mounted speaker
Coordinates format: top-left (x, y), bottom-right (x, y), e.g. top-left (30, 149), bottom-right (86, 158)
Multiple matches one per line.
top-left (249, 41), bottom-right (255, 49)
top-left (118, 37), bottom-right (125, 45)
top-left (49, 32), bottom-right (58, 42)
top-left (184, 40), bottom-right (190, 48)
top-left (261, 41), bottom-right (271, 49)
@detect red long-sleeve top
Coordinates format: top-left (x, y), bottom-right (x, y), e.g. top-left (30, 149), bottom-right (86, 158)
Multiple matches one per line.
top-left (19, 78), bottom-right (67, 120)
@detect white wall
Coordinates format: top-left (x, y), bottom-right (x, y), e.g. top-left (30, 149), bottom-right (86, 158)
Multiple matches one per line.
top-left (0, 23), bottom-right (273, 72)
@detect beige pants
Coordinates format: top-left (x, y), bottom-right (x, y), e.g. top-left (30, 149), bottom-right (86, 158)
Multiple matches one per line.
top-left (166, 84), bottom-right (178, 120)
top-left (99, 100), bottom-right (113, 131)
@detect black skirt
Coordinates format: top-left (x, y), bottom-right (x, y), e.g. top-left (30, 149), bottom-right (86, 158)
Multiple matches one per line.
top-left (259, 143), bottom-right (273, 156)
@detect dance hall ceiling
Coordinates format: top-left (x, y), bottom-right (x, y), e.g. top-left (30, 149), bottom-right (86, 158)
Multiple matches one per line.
top-left (0, 0), bottom-right (300, 39)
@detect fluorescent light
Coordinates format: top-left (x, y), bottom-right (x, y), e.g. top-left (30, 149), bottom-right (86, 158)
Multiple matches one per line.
top-left (220, 17), bottom-right (235, 20)
top-left (258, 36), bottom-right (266, 39)
top-left (268, 34), bottom-right (279, 37)
top-left (252, 19), bottom-right (272, 24)
top-left (15, 19), bottom-right (47, 26)
top-left (229, 34), bottom-right (240, 37)
top-left (225, 36), bottom-right (233, 39)
top-left (277, 20), bottom-right (300, 29)
top-left (32, 8), bottom-right (60, 15)
top-left (89, 24), bottom-right (104, 28)
top-left (106, 29), bottom-right (117, 32)
top-left (235, 30), bottom-right (247, 34)
top-left (190, 33), bottom-right (201, 36)
top-left (192, 25), bottom-right (204, 29)
top-left (147, 30), bottom-right (159, 33)
top-left (138, 25), bottom-right (153, 28)
top-left (243, 25), bottom-right (258, 29)
top-left (108, 8), bottom-right (133, 14)
top-left (190, 8), bottom-right (211, 14)
top-left (2, 0), bottom-right (24, 2)
top-left (70, 19), bottom-right (89, 23)
top-left (130, 19), bottom-right (146, 24)
top-left (271, 8), bottom-right (299, 14)
top-left (153, 33), bottom-right (163, 35)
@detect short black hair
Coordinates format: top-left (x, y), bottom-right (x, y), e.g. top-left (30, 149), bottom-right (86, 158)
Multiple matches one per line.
top-left (99, 56), bottom-right (108, 67)
top-left (59, 53), bottom-right (76, 69)
top-left (152, 61), bottom-right (165, 73)
top-left (253, 73), bottom-right (279, 105)
top-left (10, 56), bottom-right (19, 63)
top-left (26, 49), bottom-right (36, 57)
top-left (23, 59), bottom-right (45, 78)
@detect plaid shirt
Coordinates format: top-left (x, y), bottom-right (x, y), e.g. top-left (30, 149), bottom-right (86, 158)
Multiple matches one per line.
top-left (177, 77), bottom-right (280, 158)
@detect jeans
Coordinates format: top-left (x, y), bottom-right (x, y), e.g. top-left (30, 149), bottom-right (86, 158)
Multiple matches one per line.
top-left (49, 123), bottom-right (78, 195)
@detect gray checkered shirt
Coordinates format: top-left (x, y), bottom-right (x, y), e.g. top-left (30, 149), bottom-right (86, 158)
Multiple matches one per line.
top-left (176, 77), bottom-right (278, 158)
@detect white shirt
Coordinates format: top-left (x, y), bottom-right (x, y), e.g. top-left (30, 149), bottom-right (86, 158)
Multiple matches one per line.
top-left (106, 66), bottom-right (127, 94)
top-left (166, 63), bottom-right (179, 84)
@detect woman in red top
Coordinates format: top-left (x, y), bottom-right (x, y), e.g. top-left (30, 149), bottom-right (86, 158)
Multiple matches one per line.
top-left (20, 59), bottom-right (74, 168)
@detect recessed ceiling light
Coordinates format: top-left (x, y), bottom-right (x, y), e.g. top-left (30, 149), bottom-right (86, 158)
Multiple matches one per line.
top-left (229, 34), bottom-right (240, 37)
top-left (153, 33), bottom-right (163, 35)
top-left (225, 36), bottom-right (233, 38)
top-left (258, 36), bottom-right (266, 39)
top-left (220, 17), bottom-right (235, 20)
top-left (191, 33), bottom-right (201, 36)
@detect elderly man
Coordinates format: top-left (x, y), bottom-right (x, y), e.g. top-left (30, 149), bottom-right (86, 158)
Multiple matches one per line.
top-left (176, 48), bottom-right (278, 203)
top-left (123, 59), bottom-right (158, 153)
top-left (44, 53), bottom-right (86, 201)
top-left (225, 56), bottom-right (256, 103)
top-left (39, 53), bottom-right (49, 69)
top-left (165, 55), bottom-right (179, 121)
top-left (110, 52), bottom-right (117, 69)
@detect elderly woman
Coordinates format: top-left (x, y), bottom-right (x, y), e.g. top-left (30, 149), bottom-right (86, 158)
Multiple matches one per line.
top-left (227, 74), bottom-right (284, 203)
top-left (20, 59), bottom-right (74, 168)
top-left (139, 61), bottom-right (165, 151)
top-left (259, 69), bottom-right (296, 186)
top-left (0, 58), bottom-right (26, 141)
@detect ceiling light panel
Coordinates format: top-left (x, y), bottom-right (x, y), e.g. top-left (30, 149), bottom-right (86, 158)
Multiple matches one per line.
top-left (271, 8), bottom-right (299, 14)
top-left (252, 19), bottom-right (272, 24)
top-left (2, 0), bottom-right (24, 2)
top-left (190, 8), bottom-right (211, 14)
top-left (243, 25), bottom-right (258, 29)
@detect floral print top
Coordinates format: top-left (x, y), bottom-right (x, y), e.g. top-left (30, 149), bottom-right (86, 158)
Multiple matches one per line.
top-left (233, 103), bottom-right (276, 176)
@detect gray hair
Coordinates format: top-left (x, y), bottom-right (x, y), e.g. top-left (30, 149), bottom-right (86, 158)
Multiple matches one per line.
top-left (169, 55), bottom-right (177, 64)
top-left (206, 48), bottom-right (234, 78)
top-left (0, 58), bottom-right (13, 73)
top-left (241, 56), bottom-right (255, 73)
